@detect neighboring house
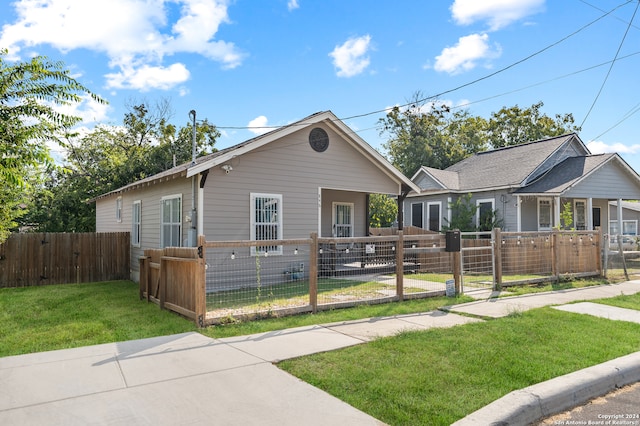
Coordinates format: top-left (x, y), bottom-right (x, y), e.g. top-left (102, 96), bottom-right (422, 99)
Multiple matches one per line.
top-left (95, 111), bottom-right (419, 281)
top-left (405, 133), bottom-right (640, 236)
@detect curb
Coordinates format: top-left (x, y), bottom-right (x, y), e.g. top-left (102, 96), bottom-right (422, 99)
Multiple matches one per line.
top-left (451, 351), bottom-right (640, 425)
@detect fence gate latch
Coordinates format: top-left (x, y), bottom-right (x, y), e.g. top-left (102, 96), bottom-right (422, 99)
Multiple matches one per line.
top-left (197, 246), bottom-right (203, 259)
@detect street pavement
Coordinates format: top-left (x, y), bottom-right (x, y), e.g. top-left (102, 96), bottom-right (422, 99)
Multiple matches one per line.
top-left (537, 381), bottom-right (640, 425)
top-left (1, 281), bottom-right (640, 425)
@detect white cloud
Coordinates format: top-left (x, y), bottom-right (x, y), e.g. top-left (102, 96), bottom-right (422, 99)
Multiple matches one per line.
top-left (451, 0), bottom-right (545, 31)
top-left (54, 95), bottom-right (112, 124)
top-left (587, 140), bottom-right (640, 155)
top-left (329, 35), bottom-right (372, 78)
top-left (247, 116), bottom-right (271, 135)
top-left (434, 33), bottom-right (501, 74)
top-left (288, 0), bottom-right (300, 11)
top-left (105, 62), bottom-right (191, 91)
top-left (0, 0), bottom-right (244, 90)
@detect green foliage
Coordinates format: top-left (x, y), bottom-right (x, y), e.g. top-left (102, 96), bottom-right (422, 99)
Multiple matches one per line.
top-left (379, 93), bottom-right (488, 177)
top-left (559, 201), bottom-right (574, 230)
top-left (0, 50), bottom-right (105, 240)
top-left (486, 101), bottom-right (580, 148)
top-left (379, 95), bottom-right (580, 178)
top-left (442, 193), bottom-right (475, 231)
top-left (442, 193), bottom-right (502, 232)
top-left (25, 100), bottom-right (220, 232)
top-left (369, 193), bottom-right (398, 228)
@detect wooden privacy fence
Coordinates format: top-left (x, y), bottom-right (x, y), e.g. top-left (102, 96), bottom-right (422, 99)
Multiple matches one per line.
top-left (0, 232), bottom-right (130, 287)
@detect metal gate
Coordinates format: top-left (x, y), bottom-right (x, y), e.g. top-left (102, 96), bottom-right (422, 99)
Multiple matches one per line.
top-left (460, 231), bottom-right (495, 292)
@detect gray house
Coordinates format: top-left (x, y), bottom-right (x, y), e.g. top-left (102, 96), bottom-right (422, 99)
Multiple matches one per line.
top-left (95, 111), bottom-right (419, 281)
top-left (405, 133), bottom-right (640, 236)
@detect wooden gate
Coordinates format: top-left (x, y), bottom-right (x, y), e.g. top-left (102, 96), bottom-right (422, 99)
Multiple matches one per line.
top-left (139, 246), bottom-right (206, 327)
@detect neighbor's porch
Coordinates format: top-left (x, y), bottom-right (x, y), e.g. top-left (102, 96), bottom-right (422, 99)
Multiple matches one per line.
top-left (516, 195), bottom-right (633, 236)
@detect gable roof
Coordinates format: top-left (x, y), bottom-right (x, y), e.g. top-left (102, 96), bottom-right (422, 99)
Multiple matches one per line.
top-left (514, 154), bottom-right (614, 195)
top-left (95, 111), bottom-right (419, 200)
top-left (412, 133), bottom-right (593, 194)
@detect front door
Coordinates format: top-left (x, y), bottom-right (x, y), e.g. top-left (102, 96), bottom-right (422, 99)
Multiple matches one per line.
top-left (333, 202), bottom-right (354, 237)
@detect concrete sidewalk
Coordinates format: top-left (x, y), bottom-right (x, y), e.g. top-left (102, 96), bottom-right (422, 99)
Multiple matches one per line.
top-left (1, 281), bottom-right (640, 425)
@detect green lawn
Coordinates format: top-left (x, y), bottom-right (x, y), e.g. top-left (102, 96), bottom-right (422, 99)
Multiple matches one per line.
top-left (279, 294), bottom-right (640, 425)
top-left (0, 281), bottom-right (197, 356)
top-left (2, 279), bottom-right (639, 425)
top-left (0, 280), bottom-right (472, 355)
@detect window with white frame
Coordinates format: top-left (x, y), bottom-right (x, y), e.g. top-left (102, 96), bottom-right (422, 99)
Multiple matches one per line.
top-left (476, 199), bottom-right (494, 232)
top-left (538, 198), bottom-right (552, 230)
top-left (574, 200), bottom-right (586, 230)
top-left (333, 202), bottom-right (354, 237)
top-left (132, 201), bottom-right (141, 247)
top-left (251, 193), bottom-right (282, 255)
top-left (116, 197), bottom-right (122, 222)
top-left (411, 202), bottom-right (423, 228)
top-left (161, 195), bottom-right (182, 248)
top-left (610, 220), bottom-right (638, 236)
top-left (427, 202), bottom-right (441, 232)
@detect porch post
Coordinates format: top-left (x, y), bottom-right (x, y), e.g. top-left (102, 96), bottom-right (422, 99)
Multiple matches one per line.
top-left (617, 198), bottom-right (623, 235)
top-left (587, 198), bottom-right (593, 230)
top-left (447, 197), bottom-right (452, 227)
top-left (397, 195), bottom-right (404, 231)
top-left (554, 196), bottom-right (561, 229)
top-left (516, 195), bottom-right (521, 232)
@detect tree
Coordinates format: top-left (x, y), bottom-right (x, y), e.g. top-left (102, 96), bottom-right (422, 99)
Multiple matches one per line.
top-left (442, 193), bottom-right (502, 232)
top-left (379, 93), bottom-right (488, 177)
top-left (0, 51), bottom-right (104, 241)
top-left (486, 101), bottom-right (581, 148)
top-left (26, 101), bottom-right (220, 232)
top-left (369, 194), bottom-right (398, 228)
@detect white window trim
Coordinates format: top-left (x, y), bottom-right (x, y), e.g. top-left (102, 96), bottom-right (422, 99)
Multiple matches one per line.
top-left (161, 194), bottom-right (182, 248)
top-left (573, 199), bottom-right (587, 230)
top-left (132, 200), bottom-right (141, 247)
top-left (427, 201), bottom-right (442, 232)
top-left (411, 202), bottom-right (424, 228)
top-left (332, 202), bottom-right (354, 238)
top-left (116, 196), bottom-right (122, 223)
top-left (476, 198), bottom-right (494, 230)
top-left (250, 193), bottom-right (283, 255)
top-left (609, 219), bottom-right (638, 236)
top-left (538, 197), bottom-right (553, 231)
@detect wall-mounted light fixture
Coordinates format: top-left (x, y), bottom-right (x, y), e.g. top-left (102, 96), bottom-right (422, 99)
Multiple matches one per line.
top-left (221, 164), bottom-right (233, 174)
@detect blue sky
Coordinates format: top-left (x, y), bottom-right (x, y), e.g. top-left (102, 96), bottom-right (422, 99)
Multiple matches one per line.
top-left (2, 0), bottom-right (640, 171)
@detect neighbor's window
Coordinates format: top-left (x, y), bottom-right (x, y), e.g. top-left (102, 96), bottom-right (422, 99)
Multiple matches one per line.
top-left (538, 198), bottom-right (552, 231)
top-left (116, 197), bottom-right (122, 222)
top-left (427, 202), bottom-right (441, 232)
top-left (251, 193), bottom-right (282, 255)
top-left (476, 199), bottom-right (494, 232)
top-left (161, 195), bottom-right (182, 248)
top-left (610, 220), bottom-right (638, 236)
top-left (333, 202), bottom-right (354, 237)
top-left (411, 202), bottom-right (423, 228)
top-left (132, 200), bottom-right (141, 247)
top-left (574, 200), bottom-right (586, 230)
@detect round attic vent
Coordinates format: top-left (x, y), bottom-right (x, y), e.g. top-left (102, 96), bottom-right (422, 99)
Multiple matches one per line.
top-left (309, 127), bottom-right (329, 152)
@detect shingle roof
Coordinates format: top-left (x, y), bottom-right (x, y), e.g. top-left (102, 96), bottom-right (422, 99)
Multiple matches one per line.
top-left (421, 166), bottom-right (460, 190)
top-left (515, 154), bottom-right (614, 195)
top-left (444, 134), bottom-right (576, 191)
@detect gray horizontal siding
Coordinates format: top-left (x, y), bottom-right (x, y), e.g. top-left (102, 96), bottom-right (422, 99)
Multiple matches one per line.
top-left (566, 164), bottom-right (640, 199)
